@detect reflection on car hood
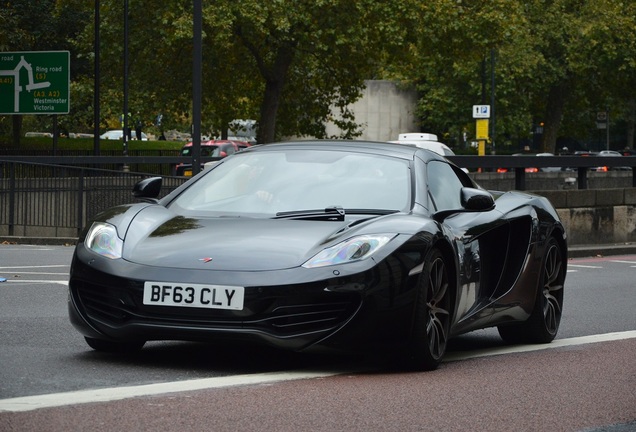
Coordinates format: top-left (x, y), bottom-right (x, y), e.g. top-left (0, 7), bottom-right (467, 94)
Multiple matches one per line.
top-left (121, 205), bottom-right (378, 271)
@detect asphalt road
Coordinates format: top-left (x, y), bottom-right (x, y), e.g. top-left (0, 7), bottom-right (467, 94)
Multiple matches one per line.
top-left (0, 244), bottom-right (635, 431)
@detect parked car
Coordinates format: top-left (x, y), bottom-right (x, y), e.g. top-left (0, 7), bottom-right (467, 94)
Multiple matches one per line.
top-left (100, 129), bottom-right (148, 141)
top-left (69, 133), bottom-right (95, 139)
top-left (68, 140), bottom-right (567, 371)
top-left (175, 139), bottom-right (251, 176)
top-left (621, 148), bottom-right (635, 156)
top-left (497, 152), bottom-right (564, 173)
top-left (592, 150), bottom-right (630, 171)
top-left (24, 132), bottom-right (53, 138)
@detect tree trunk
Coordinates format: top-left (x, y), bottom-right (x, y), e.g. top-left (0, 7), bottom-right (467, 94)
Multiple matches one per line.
top-left (256, 45), bottom-right (295, 144)
top-left (541, 81), bottom-right (569, 154)
top-left (258, 78), bottom-right (285, 144)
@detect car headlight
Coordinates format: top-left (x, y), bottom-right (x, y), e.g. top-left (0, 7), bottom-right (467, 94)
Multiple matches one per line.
top-left (302, 234), bottom-right (395, 268)
top-left (85, 222), bottom-right (123, 259)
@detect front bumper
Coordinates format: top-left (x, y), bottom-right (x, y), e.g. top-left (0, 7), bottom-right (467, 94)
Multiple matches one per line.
top-left (68, 244), bottom-right (420, 352)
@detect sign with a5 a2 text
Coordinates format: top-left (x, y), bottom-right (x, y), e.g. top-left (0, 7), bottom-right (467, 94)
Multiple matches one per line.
top-left (0, 51), bottom-right (70, 115)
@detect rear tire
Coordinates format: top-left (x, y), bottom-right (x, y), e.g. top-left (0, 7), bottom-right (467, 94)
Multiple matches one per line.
top-left (498, 237), bottom-right (565, 344)
top-left (405, 249), bottom-right (451, 371)
top-left (85, 337), bottom-right (145, 353)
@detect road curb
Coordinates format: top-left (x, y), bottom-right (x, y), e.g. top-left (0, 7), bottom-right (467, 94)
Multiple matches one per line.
top-left (567, 243), bottom-right (636, 258)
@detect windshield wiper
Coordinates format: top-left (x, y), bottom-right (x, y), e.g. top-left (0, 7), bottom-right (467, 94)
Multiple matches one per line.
top-left (274, 206), bottom-right (346, 221)
top-left (273, 206), bottom-right (399, 221)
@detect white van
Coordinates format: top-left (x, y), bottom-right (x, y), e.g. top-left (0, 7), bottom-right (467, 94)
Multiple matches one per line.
top-left (389, 133), bottom-right (455, 156)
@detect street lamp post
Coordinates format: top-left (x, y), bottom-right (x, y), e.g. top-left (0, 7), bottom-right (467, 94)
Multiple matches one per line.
top-left (94, 0), bottom-right (100, 156)
top-left (122, 0), bottom-right (129, 171)
top-left (192, 0), bottom-right (202, 176)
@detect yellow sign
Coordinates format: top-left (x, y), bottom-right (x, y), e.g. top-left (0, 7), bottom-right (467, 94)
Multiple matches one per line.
top-left (478, 140), bottom-right (486, 156)
top-left (476, 119), bottom-right (489, 140)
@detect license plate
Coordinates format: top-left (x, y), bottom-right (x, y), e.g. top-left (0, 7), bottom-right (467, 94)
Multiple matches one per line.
top-left (143, 282), bottom-right (244, 310)
top-left (184, 169), bottom-right (192, 177)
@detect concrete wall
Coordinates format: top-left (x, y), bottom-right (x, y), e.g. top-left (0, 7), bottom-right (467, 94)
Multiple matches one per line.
top-left (325, 80), bottom-right (419, 142)
top-left (472, 171), bottom-right (634, 191)
top-left (530, 188), bottom-right (636, 245)
top-left (470, 172), bottom-right (636, 246)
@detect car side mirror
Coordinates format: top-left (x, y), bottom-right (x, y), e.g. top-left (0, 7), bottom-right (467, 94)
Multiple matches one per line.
top-left (434, 187), bottom-right (495, 222)
top-left (133, 177), bottom-right (162, 202)
top-left (461, 187), bottom-right (495, 211)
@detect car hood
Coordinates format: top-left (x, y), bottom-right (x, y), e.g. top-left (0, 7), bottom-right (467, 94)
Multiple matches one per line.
top-left (120, 205), bottom-right (405, 271)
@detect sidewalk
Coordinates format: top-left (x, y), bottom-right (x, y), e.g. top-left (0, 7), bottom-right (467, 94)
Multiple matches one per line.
top-left (567, 242), bottom-right (636, 258)
top-left (2, 236), bottom-right (635, 259)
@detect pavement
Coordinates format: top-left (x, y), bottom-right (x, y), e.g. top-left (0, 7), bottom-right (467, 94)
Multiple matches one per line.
top-left (567, 242), bottom-right (636, 258)
top-left (1, 236), bottom-right (635, 259)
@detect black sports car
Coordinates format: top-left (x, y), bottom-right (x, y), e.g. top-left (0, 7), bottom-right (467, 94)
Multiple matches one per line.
top-left (68, 140), bottom-right (567, 370)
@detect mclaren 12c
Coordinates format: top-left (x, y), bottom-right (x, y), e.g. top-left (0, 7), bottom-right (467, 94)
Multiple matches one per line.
top-left (68, 140), bottom-right (567, 370)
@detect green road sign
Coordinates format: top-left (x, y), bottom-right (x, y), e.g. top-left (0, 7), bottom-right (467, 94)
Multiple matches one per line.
top-left (0, 51), bottom-right (70, 115)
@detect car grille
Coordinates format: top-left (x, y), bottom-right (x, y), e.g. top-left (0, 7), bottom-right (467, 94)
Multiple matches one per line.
top-left (71, 276), bottom-right (361, 338)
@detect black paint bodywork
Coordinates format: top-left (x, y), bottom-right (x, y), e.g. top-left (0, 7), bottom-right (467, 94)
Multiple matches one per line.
top-left (68, 140), bottom-right (567, 355)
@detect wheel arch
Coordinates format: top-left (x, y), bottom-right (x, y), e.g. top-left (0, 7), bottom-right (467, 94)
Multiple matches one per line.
top-left (551, 224), bottom-right (568, 263)
top-left (431, 237), bottom-right (459, 322)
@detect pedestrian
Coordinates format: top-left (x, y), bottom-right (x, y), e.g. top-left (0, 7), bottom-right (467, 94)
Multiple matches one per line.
top-left (135, 112), bottom-right (143, 140)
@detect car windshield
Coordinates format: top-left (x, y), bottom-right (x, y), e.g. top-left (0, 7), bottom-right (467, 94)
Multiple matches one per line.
top-left (168, 149), bottom-right (411, 216)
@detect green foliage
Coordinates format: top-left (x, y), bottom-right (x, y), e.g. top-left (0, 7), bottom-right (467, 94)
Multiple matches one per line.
top-left (1, 0), bottom-right (634, 150)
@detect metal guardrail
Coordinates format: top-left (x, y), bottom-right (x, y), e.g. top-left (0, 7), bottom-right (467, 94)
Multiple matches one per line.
top-left (1, 155), bottom-right (635, 237)
top-left (3, 154), bottom-right (635, 189)
top-left (0, 160), bottom-right (187, 236)
top-left (450, 155), bottom-right (636, 190)
top-left (3, 155), bottom-right (636, 180)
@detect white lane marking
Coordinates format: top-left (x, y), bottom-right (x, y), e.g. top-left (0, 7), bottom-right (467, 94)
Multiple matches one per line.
top-left (445, 330), bottom-right (636, 361)
top-left (0, 280), bottom-right (68, 285)
top-left (0, 330), bottom-right (634, 413)
top-left (0, 265), bottom-right (69, 269)
top-left (0, 371), bottom-right (344, 413)
top-left (609, 260), bottom-right (636, 264)
top-left (568, 264), bottom-right (603, 269)
top-left (0, 247), bottom-right (57, 251)
top-left (0, 272), bottom-right (68, 275)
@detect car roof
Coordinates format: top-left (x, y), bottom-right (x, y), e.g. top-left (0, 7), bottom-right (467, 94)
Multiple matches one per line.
top-left (239, 139), bottom-right (447, 163)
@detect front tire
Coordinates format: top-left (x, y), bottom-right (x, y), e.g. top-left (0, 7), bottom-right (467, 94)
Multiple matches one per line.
top-left (406, 249), bottom-right (451, 371)
top-left (498, 237), bottom-right (565, 344)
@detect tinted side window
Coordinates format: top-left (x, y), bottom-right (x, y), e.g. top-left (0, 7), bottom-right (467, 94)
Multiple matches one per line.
top-left (427, 160), bottom-right (464, 211)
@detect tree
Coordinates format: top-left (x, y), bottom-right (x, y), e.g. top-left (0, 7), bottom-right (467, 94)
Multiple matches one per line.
top-left (210, 0), bottom-right (414, 143)
top-left (383, 0), bottom-right (534, 150)
top-left (6, 0), bottom-right (634, 151)
top-left (569, 0), bottom-right (636, 149)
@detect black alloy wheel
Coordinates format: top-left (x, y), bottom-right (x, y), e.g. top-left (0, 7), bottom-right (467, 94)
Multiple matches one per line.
top-left (498, 236), bottom-right (565, 344)
top-left (407, 248), bottom-right (451, 371)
